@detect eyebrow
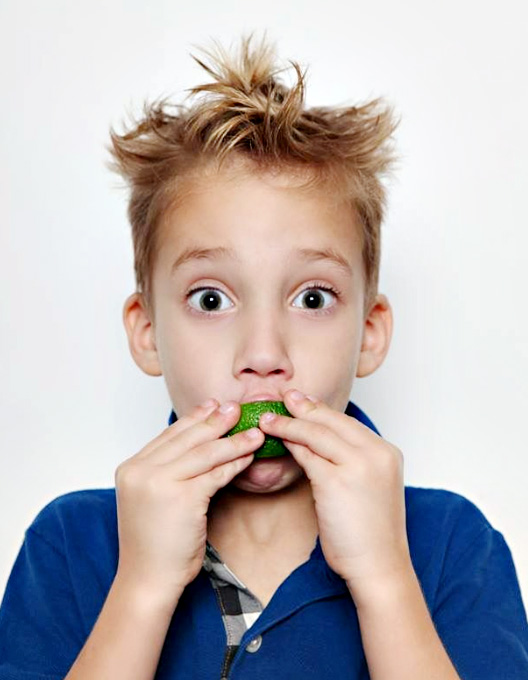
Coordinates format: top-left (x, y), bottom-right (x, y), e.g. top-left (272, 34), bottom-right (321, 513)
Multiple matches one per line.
top-left (170, 245), bottom-right (353, 276)
top-left (171, 247), bottom-right (241, 275)
top-left (296, 247), bottom-right (353, 276)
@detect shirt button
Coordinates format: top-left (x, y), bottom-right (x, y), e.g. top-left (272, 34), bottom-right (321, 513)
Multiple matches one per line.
top-left (245, 635), bottom-right (262, 653)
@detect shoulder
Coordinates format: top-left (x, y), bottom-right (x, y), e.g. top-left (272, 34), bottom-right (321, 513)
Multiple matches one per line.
top-left (404, 486), bottom-right (500, 576)
top-left (27, 488), bottom-right (117, 550)
top-left (405, 485), bottom-right (493, 532)
top-left (405, 486), bottom-right (491, 526)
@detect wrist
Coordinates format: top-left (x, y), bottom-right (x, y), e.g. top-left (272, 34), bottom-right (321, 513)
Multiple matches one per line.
top-left (345, 558), bottom-right (419, 612)
top-left (112, 569), bottom-right (185, 619)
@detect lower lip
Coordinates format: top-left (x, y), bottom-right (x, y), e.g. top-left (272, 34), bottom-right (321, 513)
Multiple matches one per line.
top-left (236, 454), bottom-right (297, 488)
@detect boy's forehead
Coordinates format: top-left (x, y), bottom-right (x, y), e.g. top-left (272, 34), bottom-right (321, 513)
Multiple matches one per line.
top-left (155, 159), bottom-right (363, 277)
top-left (166, 196), bottom-right (355, 237)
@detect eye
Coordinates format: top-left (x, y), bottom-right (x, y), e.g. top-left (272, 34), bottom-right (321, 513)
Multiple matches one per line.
top-left (186, 287), bottom-right (234, 314)
top-left (292, 285), bottom-right (339, 311)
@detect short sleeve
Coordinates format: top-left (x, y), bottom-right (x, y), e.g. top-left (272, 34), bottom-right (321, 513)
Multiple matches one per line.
top-left (0, 526), bottom-right (86, 679)
top-left (433, 524), bottom-right (528, 679)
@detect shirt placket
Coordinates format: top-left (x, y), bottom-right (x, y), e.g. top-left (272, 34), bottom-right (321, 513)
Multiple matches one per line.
top-left (203, 542), bottom-right (264, 679)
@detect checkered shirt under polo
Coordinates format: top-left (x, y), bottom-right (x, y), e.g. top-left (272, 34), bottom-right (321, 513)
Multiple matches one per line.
top-left (203, 540), bottom-right (264, 679)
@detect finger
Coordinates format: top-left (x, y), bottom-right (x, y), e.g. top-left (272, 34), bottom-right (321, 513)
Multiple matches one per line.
top-left (283, 390), bottom-right (380, 447)
top-left (201, 451), bottom-right (256, 499)
top-left (258, 411), bottom-right (350, 465)
top-left (140, 401), bottom-right (242, 465)
top-left (134, 399), bottom-right (220, 460)
top-left (164, 427), bottom-right (265, 479)
top-left (280, 439), bottom-right (331, 481)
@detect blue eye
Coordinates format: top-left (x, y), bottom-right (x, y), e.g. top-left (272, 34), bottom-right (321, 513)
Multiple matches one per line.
top-left (186, 288), bottom-right (234, 313)
top-left (292, 286), bottom-right (338, 310)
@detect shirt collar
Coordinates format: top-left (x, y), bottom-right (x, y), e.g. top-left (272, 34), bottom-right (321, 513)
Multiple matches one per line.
top-left (168, 400), bottom-right (381, 436)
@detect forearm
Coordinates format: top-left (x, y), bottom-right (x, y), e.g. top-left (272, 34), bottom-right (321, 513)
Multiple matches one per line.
top-left (349, 568), bottom-right (461, 680)
top-left (65, 573), bottom-right (181, 680)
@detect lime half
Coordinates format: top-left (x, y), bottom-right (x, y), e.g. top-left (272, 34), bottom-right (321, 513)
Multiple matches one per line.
top-left (224, 401), bottom-right (292, 458)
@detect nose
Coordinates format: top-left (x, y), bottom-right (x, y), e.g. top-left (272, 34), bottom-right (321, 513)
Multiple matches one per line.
top-left (232, 305), bottom-right (294, 381)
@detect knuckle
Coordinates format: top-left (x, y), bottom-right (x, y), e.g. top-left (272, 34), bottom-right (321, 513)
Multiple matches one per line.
top-left (142, 470), bottom-right (166, 495)
top-left (204, 409), bottom-right (222, 428)
top-left (209, 463), bottom-right (229, 482)
top-left (393, 446), bottom-right (405, 472)
top-left (239, 429), bottom-right (260, 445)
top-left (377, 444), bottom-right (403, 477)
top-left (229, 433), bottom-right (246, 450)
top-left (312, 423), bottom-right (328, 439)
top-left (199, 400), bottom-right (219, 414)
top-left (352, 457), bottom-right (369, 482)
top-left (115, 461), bottom-right (136, 486)
top-left (231, 433), bottom-right (259, 456)
top-left (116, 460), bottom-right (162, 494)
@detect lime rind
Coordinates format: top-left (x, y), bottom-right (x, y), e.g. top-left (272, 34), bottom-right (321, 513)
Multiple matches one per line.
top-left (224, 400), bottom-right (292, 458)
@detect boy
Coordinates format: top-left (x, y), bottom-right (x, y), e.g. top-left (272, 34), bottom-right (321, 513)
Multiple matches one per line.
top-left (1, 34), bottom-right (527, 680)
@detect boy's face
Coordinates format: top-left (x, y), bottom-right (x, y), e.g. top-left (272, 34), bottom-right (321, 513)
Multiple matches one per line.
top-left (124, 164), bottom-right (392, 494)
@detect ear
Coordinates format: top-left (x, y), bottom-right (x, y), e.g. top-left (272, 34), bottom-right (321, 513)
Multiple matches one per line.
top-left (122, 293), bottom-right (162, 377)
top-left (356, 293), bottom-right (393, 378)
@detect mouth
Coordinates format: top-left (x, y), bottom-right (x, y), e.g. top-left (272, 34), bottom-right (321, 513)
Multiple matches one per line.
top-left (225, 400), bottom-right (291, 460)
top-left (242, 393), bottom-right (282, 403)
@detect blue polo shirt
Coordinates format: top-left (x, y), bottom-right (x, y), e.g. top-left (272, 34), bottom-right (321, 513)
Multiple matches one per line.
top-left (0, 401), bottom-right (527, 679)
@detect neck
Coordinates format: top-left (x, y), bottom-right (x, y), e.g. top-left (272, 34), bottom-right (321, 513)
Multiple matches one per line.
top-left (206, 475), bottom-right (318, 552)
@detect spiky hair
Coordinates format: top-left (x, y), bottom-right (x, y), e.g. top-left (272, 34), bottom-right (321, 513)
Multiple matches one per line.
top-left (106, 33), bottom-right (398, 319)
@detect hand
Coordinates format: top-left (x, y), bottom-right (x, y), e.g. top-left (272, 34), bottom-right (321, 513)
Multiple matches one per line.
top-left (259, 389), bottom-right (413, 604)
top-left (114, 400), bottom-right (265, 608)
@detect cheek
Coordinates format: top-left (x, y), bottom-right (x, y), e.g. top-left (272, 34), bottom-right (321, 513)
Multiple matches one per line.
top-left (158, 322), bottom-right (229, 414)
top-left (300, 319), bottom-right (359, 404)
top-left (303, 318), bottom-right (360, 368)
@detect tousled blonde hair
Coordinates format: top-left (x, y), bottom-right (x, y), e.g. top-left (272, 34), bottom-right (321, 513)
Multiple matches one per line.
top-left (106, 33), bottom-right (398, 319)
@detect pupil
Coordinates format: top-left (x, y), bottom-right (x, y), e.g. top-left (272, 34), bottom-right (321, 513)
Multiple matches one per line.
top-left (201, 292), bottom-right (220, 311)
top-left (305, 290), bottom-right (322, 309)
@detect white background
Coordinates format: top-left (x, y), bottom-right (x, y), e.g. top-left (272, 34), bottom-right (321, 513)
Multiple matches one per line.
top-left (1, 0), bottom-right (526, 606)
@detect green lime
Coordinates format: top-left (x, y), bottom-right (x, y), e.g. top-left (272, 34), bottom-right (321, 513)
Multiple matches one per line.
top-left (224, 401), bottom-right (292, 458)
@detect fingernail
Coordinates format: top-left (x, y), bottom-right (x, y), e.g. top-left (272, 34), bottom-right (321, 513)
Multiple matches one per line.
top-left (290, 390), bottom-right (305, 402)
top-left (201, 398), bottom-right (217, 408)
top-left (261, 412), bottom-right (277, 423)
top-left (219, 401), bottom-right (236, 414)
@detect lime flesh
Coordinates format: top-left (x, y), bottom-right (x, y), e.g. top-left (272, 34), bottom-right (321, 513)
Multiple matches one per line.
top-left (224, 401), bottom-right (292, 458)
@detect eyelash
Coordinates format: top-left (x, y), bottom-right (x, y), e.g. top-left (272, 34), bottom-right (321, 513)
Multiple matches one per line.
top-left (185, 282), bottom-right (341, 318)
